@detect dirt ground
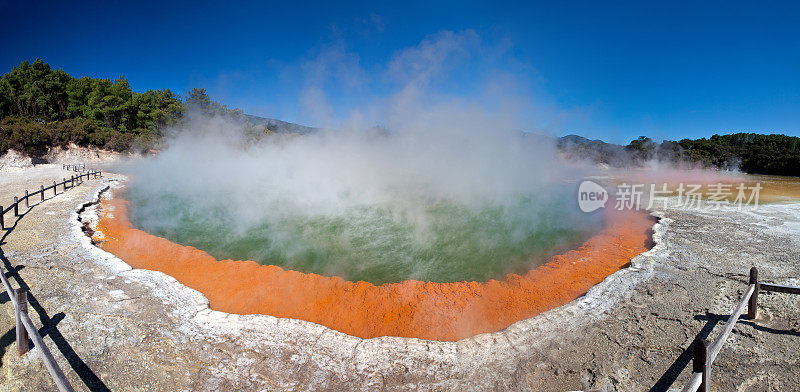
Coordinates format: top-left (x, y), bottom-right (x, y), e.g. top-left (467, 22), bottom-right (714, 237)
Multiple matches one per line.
top-left (0, 165), bottom-right (798, 391)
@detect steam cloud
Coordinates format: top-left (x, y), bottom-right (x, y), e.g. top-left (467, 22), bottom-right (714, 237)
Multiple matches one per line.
top-left (120, 31), bottom-right (605, 284)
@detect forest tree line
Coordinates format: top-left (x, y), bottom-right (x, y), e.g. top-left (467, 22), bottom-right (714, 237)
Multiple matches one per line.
top-left (624, 134), bottom-right (800, 176)
top-left (2, 59), bottom-right (799, 176)
top-left (559, 133), bottom-right (800, 176)
top-left (0, 59), bottom-right (248, 156)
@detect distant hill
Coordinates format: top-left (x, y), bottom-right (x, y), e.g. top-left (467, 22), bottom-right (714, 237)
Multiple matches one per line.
top-left (556, 135), bottom-right (629, 167)
top-left (244, 114), bottom-right (317, 135)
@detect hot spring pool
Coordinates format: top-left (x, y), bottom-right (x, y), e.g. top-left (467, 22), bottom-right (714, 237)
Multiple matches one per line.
top-left (93, 129), bottom-right (653, 340)
top-left (126, 189), bottom-right (601, 285)
top-left (93, 189), bottom-right (653, 341)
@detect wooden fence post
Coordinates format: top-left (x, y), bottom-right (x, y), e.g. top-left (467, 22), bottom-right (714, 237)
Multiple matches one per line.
top-left (63, 178), bottom-right (67, 190)
top-left (41, 185), bottom-right (44, 201)
top-left (15, 288), bottom-right (29, 355)
top-left (748, 267), bottom-right (759, 319)
top-left (693, 337), bottom-right (709, 392)
top-left (25, 190), bottom-right (29, 208)
top-left (14, 197), bottom-right (19, 216)
top-left (0, 206), bottom-right (4, 229)
top-left (53, 181), bottom-right (57, 196)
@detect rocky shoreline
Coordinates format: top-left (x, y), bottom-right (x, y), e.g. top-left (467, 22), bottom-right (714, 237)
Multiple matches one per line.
top-left (0, 166), bottom-right (798, 391)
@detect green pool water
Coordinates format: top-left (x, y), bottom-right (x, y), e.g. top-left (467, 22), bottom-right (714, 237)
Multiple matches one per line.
top-left (126, 187), bottom-right (601, 285)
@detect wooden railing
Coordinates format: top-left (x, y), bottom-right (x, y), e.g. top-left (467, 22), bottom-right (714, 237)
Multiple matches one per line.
top-left (62, 163), bottom-right (85, 172)
top-left (681, 267), bottom-right (800, 392)
top-left (0, 164), bottom-right (103, 392)
top-left (0, 270), bottom-right (75, 391)
top-left (4, 165), bottom-right (796, 391)
top-left (1, 169), bottom-right (101, 230)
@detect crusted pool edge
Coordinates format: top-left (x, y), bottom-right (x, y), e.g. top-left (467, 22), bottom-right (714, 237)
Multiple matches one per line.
top-left (73, 176), bottom-right (669, 386)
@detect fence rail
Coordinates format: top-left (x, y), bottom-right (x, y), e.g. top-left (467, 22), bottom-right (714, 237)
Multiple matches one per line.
top-left (0, 163), bottom-right (102, 392)
top-left (3, 166), bottom-right (797, 391)
top-left (681, 267), bottom-right (800, 392)
top-left (62, 163), bottom-right (86, 172)
top-left (1, 168), bottom-right (101, 230)
top-left (0, 269), bottom-right (75, 391)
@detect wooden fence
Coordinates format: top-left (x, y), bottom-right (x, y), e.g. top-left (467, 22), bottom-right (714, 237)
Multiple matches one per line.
top-left (0, 164), bottom-right (102, 392)
top-left (3, 165), bottom-right (797, 391)
top-left (1, 169), bottom-right (101, 230)
top-left (62, 163), bottom-right (85, 171)
top-left (681, 267), bottom-right (800, 392)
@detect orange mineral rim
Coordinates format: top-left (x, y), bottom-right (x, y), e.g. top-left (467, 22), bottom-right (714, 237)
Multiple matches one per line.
top-left (92, 192), bottom-right (654, 341)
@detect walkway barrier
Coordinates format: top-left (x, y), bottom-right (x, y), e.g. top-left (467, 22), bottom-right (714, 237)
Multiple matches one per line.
top-left (681, 267), bottom-right (800, 392)
top-left (0, 163), bottom-right (102, 392)
top-left (1, 168), bottom-right (101, 230)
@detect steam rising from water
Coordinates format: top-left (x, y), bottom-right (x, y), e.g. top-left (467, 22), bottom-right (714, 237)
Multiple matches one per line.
top-left (121, 30), bottom-right (606, 284)
top-left (124, 114), bottom-right (601, 284)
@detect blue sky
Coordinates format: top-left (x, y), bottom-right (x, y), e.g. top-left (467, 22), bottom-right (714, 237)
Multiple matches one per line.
top-left (1, 0), bottom-right (799, 143)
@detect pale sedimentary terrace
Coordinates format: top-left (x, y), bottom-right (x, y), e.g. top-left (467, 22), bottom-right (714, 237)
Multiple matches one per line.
top-left (0, 165), bottom-right (798, 391)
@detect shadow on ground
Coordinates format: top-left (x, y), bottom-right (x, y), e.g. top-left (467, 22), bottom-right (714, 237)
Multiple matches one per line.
top-left (0, 189), bottom-right (111, 391)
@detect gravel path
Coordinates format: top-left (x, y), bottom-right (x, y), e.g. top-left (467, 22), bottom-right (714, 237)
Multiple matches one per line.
top-left (0, 165), bottom-right (798, 391)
